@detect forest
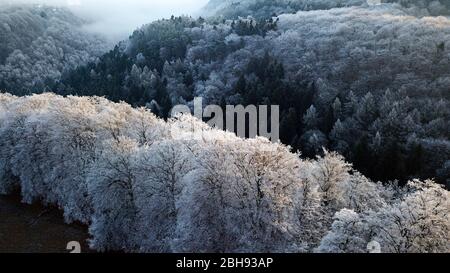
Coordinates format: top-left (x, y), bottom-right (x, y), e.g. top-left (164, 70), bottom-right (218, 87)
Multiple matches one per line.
top-left (0, 93), bottom-right (448, 253)
top-left (0, 5), bottom-right (108, 95)
top-left (55, 2), bottom-right (450, 185)
top-left (203, 0), bottom-right (450, 19)
top-left (0, 0), bottom-right (448, 253)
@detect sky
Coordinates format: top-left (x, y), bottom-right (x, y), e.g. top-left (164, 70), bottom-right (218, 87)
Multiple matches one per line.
top-left (0, 0), bottom-right (210, 41)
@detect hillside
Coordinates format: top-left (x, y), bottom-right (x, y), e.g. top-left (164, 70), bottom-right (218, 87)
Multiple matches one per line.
top-left (0, 1), bottom-right (448, 253)
top-left (0, 5), bottom-right (108, 95)
top-left (202, 0), bottom-right (367, 18)
top-left (203, 0), bottom-right (450, 18)
top-left (384, 0), bottom-right (450, 16)
top-left (57, 4), bottom-right (450, 185)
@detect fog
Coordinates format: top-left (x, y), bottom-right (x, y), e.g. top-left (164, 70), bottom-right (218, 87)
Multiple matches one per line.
top-left (0, 0), bottom-right (209, 41)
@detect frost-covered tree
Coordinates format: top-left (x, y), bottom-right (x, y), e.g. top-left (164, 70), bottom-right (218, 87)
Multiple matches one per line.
top-left (44, 96), bottom-right (99, 223)
top-left (317, 209), bottom-right (371, 253)
top-left (318, 180), bottom-right (449, 253)
top-left (312, 150), bottom-right (353, 209)
top-left (369, 180), bottom-right (450, 253)
top-left (134, 140), bottom-right (193, 252)
top-left (88, 137), bottom-right (140, 252)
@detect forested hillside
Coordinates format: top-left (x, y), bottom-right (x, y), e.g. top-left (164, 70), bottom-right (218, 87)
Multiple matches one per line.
top-left (203, 0), bottom-right (367, 18)
top-left (57, 4), bottom-right (450, 185)
top-left (0, 5), bottom-right (108, 95)
top-left (0, 93), bottom-right (448, 253)
top-left (384, 0), bottom-right (450, 16)
top-left (0, 1), bottom-right (448, 253)
top-left (203, 0), bottom-right (450, 19)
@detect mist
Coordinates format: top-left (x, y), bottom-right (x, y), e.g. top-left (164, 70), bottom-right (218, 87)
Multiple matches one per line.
top-left (0, 0), bottom-right (209, 41)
